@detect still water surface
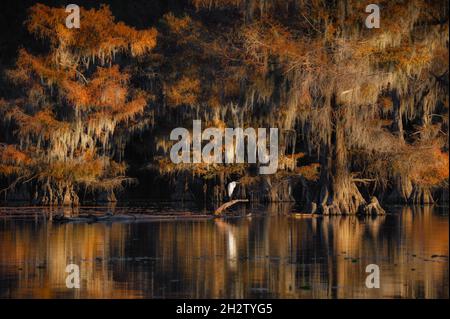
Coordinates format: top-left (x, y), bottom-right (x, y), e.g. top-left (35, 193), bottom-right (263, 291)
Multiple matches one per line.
top-left (0, 204), bottom-right (448, 298)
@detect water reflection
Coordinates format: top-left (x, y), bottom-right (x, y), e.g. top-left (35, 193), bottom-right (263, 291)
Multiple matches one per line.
top-left (0, 205), bottom-right (447, 298)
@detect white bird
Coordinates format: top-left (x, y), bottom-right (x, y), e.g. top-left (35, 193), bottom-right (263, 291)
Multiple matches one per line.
top-left (227, 181), bottom-right (239, 199)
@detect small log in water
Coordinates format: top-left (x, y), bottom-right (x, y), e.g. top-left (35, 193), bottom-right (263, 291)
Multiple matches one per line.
top-left (214, 199), bottom-right (249, 216)
top-left (52, 212), bottom-right (215, 223)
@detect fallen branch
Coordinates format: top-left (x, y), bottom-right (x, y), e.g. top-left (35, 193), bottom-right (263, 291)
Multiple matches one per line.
top-left (0, 173), bottom-right (37, 194)
top-left (214, 199), bottom-right (249, 216)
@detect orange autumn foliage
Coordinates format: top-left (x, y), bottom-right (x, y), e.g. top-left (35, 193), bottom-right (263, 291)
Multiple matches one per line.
top-left (409, 147), bottom-right (449, 188)
top-left (27, 4), bottom-right (156, 61)
top-left (0, 4), bottom-right (156, 202)
top-left (165, 76), bottom-right (201, 107)
top-left (0, 145), bottom-right (31, 176)
top-left (0, 1), bottom-right (447, 207)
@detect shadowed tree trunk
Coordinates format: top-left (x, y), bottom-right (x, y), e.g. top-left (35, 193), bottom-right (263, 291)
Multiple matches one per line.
top-left (391, 88), bottom-right (404, 142)
top-left (314, 94), bottom-right (367, 215)
top-left (387, 88), bottom-right (412, 203)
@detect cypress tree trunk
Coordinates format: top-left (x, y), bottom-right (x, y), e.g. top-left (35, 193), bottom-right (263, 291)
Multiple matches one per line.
top-left (314, 94), bottom-right (367, 215)
top-left (387, 89), bottom-right (413, 203)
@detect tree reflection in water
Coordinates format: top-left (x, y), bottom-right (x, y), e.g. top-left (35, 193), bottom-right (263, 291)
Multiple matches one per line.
top-left (0, 204), bottom-right (447, 298)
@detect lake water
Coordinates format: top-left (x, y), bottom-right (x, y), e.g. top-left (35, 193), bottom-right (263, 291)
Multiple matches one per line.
top-left (0, 204), bottom-right (448, 299)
